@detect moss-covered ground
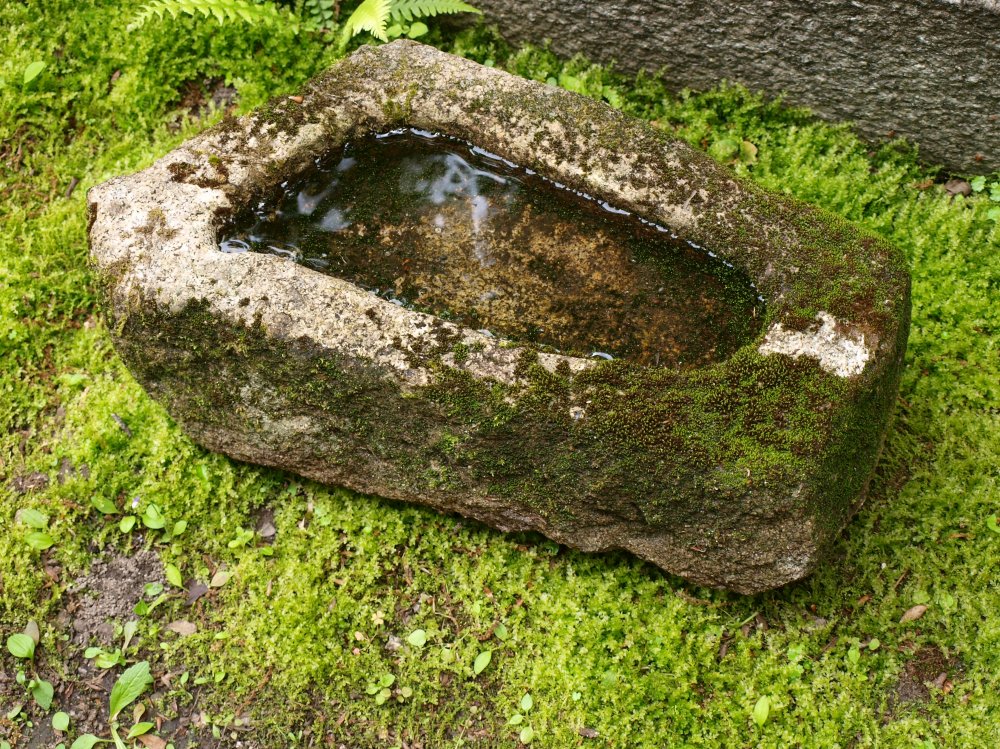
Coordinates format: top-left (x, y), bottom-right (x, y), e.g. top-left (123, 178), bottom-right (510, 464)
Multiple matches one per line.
top-left (2, 2), bottom-right (999, 747)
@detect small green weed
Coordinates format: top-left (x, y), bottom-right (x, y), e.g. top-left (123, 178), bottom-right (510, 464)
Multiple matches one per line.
top-left (6, 623), bottom-right (53, 711)
top-left (970, 174), bottom-right (1000, 221)
top-left (69, 661), bottom-right (157, 749)
top-left (83, 621), bottom-right (139, 670)
top-left (15, 507), bottom-right (56, 551)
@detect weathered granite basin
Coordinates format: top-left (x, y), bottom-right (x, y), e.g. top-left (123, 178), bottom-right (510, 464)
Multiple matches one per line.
top-left (88, 41), bottom-right (910, 593)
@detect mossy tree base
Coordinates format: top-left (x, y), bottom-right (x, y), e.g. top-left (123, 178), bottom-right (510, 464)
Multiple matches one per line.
top-left (88, 42), bottom-right (910, 593)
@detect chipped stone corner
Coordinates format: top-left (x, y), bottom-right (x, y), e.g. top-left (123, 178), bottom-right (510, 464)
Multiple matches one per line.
top-left (758, 312), bottom-right (872, 378)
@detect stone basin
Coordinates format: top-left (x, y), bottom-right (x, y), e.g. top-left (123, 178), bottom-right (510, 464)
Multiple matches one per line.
top-left (88, 41), bottom-right (910, 593)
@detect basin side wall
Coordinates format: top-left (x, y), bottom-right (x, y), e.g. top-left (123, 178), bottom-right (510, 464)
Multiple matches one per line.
top-left (810, 277), bottom-right (911, 536)
top-left (109, 296), bottom-right (866, 594)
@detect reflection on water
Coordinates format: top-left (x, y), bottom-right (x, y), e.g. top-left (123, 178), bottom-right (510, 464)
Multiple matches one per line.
top-left (401, 145), bottom-right (512, 266)
top-left (219, 129), bottom-right (764, 367)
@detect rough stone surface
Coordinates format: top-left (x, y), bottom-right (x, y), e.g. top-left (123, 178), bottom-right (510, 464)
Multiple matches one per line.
top-left (88, 41), bottom-right (911, 593)
top-left (457, 0), bottom-right (1000, 173)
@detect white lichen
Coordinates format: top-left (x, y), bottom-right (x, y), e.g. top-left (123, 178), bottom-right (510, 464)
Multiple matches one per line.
top-left (758, 311), bottom-right (870, 377)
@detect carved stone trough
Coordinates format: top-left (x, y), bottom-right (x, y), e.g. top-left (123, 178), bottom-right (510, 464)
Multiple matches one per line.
top-left (88, 41), bottom-right (910, 593)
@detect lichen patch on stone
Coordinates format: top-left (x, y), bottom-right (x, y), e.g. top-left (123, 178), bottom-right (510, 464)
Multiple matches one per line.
top-left (758, 312), bottom-right (871, 378)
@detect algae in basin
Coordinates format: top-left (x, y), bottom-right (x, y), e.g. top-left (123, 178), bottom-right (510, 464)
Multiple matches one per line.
top-left (87, 41), bottom-right (910, 593)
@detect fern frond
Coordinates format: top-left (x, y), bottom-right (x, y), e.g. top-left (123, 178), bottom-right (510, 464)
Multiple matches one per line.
top-left (389, 0), bottom-right (481, 23)
top-left (340, 0), bottom-right (392, 43)
top-left (129, 0), bottom-right (297, 33)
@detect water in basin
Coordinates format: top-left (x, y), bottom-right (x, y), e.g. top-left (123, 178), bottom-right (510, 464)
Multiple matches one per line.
top-left (220, 129), bottom-right (763, 368)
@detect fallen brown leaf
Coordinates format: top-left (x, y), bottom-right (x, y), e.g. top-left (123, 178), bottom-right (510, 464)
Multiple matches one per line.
top-left (24, 620), bottom-right (40, 644)
top-left (718, 635), bottom-right (731, 661)
top-left (944, 178), bottom-right (971, 197)
top-left (209, 569), bottom-right (230, 588)
top-left (138, 735), bottom-right (167, 749)
top-left (900, 604), bottom-right (928, 623)
top-left (167, 620), bottom-right (198, 636)
top-left (186, 582), bottom-right (209, 605)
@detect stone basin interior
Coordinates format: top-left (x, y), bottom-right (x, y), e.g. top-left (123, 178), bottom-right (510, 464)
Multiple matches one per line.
top-left (219, 128), bottom-right (765, 368)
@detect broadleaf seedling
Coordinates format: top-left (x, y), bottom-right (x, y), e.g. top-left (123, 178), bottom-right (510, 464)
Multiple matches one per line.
top-left (752, 695), bottom-right (770, 727)
top-left (52, 710), bottom-right (71, 732)
top-left (7, 633), bottom-right (36, 660)
top-left (165, 563), bottom-right (183, 588)
top-left (141, 504), bottom-right (166, 530)
top-left (25, 531), bottom-right (56, 550)
top-left (17, 508), bottom-right (49, 529)
top-left (84, 620), bottom-right (139, 669)
top-left (23, 60), bottom-right (45, 85)
top-left (473, 650), bottom-right (492, 675)
top-left (91, 496), bottom-right (118, 515)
